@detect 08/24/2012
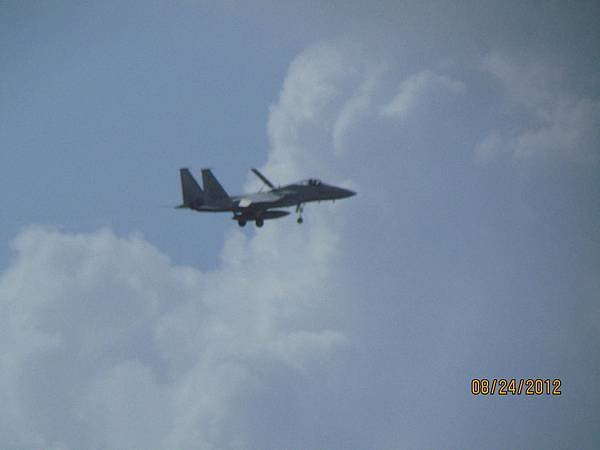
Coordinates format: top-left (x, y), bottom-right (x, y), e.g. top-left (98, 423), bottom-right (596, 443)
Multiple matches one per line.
top-left (471, 378), bottom-right (561, 396)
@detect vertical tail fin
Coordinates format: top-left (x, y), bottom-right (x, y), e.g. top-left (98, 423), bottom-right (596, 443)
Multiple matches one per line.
top-left (180, 168), bottom-right (204, 206)
top-left (201, 169), bottom-right (230, 202)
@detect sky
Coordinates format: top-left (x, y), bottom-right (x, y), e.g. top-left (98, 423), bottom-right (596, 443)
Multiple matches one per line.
top-left (1, 1), bottom-right (599, 449)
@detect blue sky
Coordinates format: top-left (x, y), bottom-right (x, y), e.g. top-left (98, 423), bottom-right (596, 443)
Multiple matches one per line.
top-left (1, 1), bottom-right (299, 269)
top-left (1, 2), bottom-right (599, 449)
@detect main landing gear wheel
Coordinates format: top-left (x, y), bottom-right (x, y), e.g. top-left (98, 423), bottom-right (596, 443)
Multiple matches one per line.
top-left (297, 217), bottom-right (303, 224)
top-left (237, 219), bottom-right (246, 227)
top-left (255, 218), bottom-right (264, 227)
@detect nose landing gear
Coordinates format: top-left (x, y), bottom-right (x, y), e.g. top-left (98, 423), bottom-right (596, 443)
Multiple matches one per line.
top-left (296, 203), bottom-right (304, 224)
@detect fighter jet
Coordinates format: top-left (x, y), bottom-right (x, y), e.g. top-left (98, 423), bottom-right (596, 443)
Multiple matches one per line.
top-left (177, 168), bottom-right (355, 227)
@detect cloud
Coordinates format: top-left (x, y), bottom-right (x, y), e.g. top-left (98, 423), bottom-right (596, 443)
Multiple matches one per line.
top-left (0, 223), bottom-right (345, 449)
top-left (478, 53), bottom-right (600, 163)
top-left (260, 43), bottom-right (379, 183)
top-left (253, 41), bottom-right (600, 450)
top-left (474, 132), bottom-right (505, 163)
top-left (2, 41), bottom-right (372, 449)
top-left (2, 28), bottom-right (599, 450)
top-left (381, 70), bottom-right (466, 118)
top-left (331, 67), bottom-right (384, 155)
top-left (513, 96), bottom-right (600, 162)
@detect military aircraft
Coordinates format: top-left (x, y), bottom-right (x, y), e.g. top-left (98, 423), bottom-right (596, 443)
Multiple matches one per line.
top-left (177, 168), bottom-right (355, 227)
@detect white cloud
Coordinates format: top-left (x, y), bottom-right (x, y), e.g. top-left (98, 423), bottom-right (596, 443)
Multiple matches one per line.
top-left (381, 70), bottom-right (466, 118)
top-left (0, 43), bottom-right (369, 450)
top-left (332, 71), bottom-right (380, 154)
top-left (482, 53), bottom-right (557, 109)
top-left (259, 43), bottom-right (377, 184)
top-left (0, 222), bottom-right (345, 449)
top-left (513, 96), bottom-right (600, 162)
top-left (474, 132), bottom-right (505, 163)
top-left (3, 31), bottom-right (598, 450)
top-left (262, 44), bottom-right (348, 183)
top-left (478, 53), bottom-right (600, 163)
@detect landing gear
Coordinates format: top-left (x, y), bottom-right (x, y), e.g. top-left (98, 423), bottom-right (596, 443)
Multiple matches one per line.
top-left (255, 218), bottom-right (264, 227)
top-left (237, 219), bottom-right (246, 227)
top-left (296, 203), bottom-right (304, 224)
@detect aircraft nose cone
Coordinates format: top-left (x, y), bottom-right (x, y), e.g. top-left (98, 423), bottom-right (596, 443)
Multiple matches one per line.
top-left (339, 188), bottom-right (356, 198)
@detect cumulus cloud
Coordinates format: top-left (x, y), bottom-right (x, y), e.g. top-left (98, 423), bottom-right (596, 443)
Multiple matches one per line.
top-left (253, 41), bottom-right (600, 450)
top-left (1, 41), bottom-right (368, 450)
top-left (381, 70), bottom-right (466, 118)
top-left (477, 53), bottom-right (600, 163)
top-left (3, 42), bottom-right (384, 450)
top-left (0, 223), bottom-right (345, 449)
top-left (332, 70), bottom-right (381, 155)
top-left (474, 132), bottom-right (505, 163)
top-left (259, 43), bottom-right (378, 184)
top-left (2, 19), bottom-right (599, 449)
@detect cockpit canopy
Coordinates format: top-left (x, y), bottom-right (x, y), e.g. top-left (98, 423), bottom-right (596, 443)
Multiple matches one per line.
top-left (300, 178), bottom-right (322, 186)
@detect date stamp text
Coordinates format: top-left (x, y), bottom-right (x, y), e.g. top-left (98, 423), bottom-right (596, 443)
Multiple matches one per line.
top-left (471, 378), bottom-right (562, 396)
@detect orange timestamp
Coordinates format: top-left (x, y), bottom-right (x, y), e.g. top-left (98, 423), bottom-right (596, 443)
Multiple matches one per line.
top-left (471, 378), bottom-right (562, 396)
